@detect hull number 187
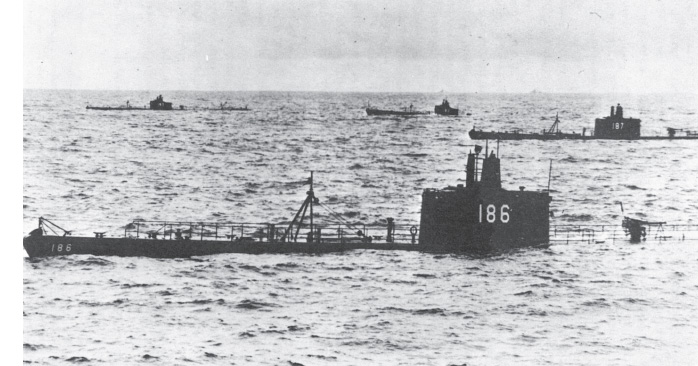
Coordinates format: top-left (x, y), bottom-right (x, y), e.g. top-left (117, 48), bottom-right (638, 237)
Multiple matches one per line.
top-left (479, 204), bottom-right (510, 223)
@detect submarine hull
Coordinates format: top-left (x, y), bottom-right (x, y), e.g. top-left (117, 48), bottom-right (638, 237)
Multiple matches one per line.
top-left (366, 108), bottom-right (429, 116)
top-left (86, 106), bottom-right (148, 111)
top-left (468, 129), bottom-right (698, 140)
top-left (469, 129), bottom-right (589, 140)
top-left (22, 234), bottom-right (427, 258)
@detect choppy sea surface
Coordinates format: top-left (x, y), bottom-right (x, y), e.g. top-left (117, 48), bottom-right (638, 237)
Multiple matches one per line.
top-left (23, 90), bottom-right (698, 365)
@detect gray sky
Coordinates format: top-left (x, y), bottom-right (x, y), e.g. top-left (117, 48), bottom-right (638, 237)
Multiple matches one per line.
top-left (23, 0), bottom-right (698, 93)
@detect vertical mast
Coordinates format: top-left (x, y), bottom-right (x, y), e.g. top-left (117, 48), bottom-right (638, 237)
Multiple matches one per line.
top-left (309, 171), bottom-right (314, 243)
top-left (547, 159), bottom-right (553, 192)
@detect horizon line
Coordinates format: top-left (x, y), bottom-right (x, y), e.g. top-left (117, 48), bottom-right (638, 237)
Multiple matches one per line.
top-left (22, 88), bottom-right (698, 95)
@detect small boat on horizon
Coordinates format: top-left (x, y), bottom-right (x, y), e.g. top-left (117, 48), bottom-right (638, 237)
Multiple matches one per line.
top-left (204, 102), bottom-right (251, 111)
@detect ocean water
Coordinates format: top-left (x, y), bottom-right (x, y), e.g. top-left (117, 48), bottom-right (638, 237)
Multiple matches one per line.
top-left (23, 90), bottom-right (698, 364)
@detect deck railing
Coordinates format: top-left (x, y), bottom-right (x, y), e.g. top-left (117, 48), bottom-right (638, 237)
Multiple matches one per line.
top-left (124, 220), bottom-right (421, 245)
top-left (39, 216), bottom-right (698, 246)
top-left (549, 224), bottom-right (698, 244)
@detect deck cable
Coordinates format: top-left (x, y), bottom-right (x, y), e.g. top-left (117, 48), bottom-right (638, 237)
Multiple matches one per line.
top-left (317, 202), bottom-right (361, 232)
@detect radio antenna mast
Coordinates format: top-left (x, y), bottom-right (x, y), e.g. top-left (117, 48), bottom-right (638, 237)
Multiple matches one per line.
top-left (547, 159), bottom-right (553, 192)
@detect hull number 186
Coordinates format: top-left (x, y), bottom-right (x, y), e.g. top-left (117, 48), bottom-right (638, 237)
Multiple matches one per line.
top-left (479, 204), bottom-right (510, 223)
top-left (51, 243), bottom-right (72, 253)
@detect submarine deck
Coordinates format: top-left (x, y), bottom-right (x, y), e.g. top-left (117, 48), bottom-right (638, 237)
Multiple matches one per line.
top-left (24, 223), bottom-right (698, 258)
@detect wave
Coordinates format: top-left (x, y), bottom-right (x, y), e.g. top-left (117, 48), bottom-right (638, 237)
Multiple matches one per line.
top-left (177, 299), bottom-right (226, 305)
top-left (120, 283), bottom-right (160, 289)
top-left (66, 356), bottom-right (91, 363)
top-left (558, 214), bottom-right (596, 221)
top-left (235, 299), bottom-right (279, 310)
top-left (74, 257), bottom-right (114, 266)
top-left (581, 298), bottom-right (610, 307)
top-left (378, 306), bottom-right (448, 316)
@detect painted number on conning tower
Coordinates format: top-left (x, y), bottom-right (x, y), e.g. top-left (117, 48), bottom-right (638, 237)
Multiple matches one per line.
top-left (478, 204), bottom-right (510, 223)
top-left (613, 122), bottom-right (624, 130)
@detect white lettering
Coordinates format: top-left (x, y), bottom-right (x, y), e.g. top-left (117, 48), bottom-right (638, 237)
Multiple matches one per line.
top-left (486, 205), bottom-right (496, 223)
top-left (501, 205), bottom-right (510, 223)
top-left (478, 204), bottom-right (511, 224)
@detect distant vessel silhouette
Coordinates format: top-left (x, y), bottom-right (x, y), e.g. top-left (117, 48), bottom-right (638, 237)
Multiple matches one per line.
top-left (86, 95), bottom-right (185, 111)
top-left (204, 102), bottom-right (251, 111)
top-left (366, 103), bottom-right (430, 116)
top-left (434, 99), bottom-right (459, 116)
top-left (469, 104), bottom-right (698, 140)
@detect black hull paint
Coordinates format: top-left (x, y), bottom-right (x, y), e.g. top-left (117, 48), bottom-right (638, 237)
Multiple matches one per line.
top-left (22, 231), bottom-right (547, 258)
top-left (24, 235), bottom-right (497, 258)
top-left (434, 105), bottom-right (458, 116)
top-left (419, 187), bottom-right (550, 251)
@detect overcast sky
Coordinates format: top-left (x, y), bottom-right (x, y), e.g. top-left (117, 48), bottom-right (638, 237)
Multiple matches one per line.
top-left (23, 0), bottom-right (698, 93)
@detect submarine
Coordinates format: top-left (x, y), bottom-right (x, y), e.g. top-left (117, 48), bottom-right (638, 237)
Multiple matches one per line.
top-left (434, 99), bottom-right (459, 116)
top-left (23, 145), bottom-right (551, 257)
top-left (469, 104), bottom-right (698, 140)
top-left (365, 103), bottom-right (430, 116)
top-left (86, 95), bottom-right (185, 111)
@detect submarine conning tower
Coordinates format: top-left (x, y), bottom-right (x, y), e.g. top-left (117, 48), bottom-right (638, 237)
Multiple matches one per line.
top-left (466, 145), bottom-right (501, 189)
top-left (419, 143), bottom-right (551, 251)
top-left (594, 104), bottom-right (641, 139)
top-left (149, 95), bottom-right (174, 110)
